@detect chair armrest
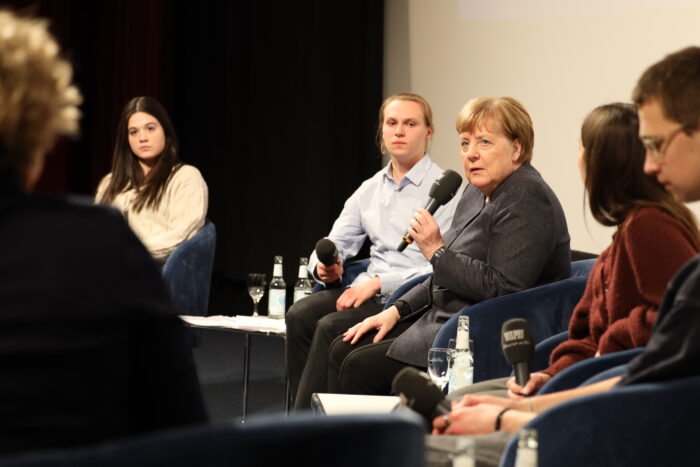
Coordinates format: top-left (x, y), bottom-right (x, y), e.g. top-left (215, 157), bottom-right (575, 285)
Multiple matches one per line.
top-left (570, 258), bottom-right (596, 278)
top-left (383, 273), bottom-right (432, 309)
top-left (341, 258), bottom-right (371, 288)
top-left (499, 375), bottom-right (700, 467)
top-left (538, 348), bottom-right (644, 395)
top-left (162, 220), bottom-right (216, 316)
top-left (532, 331), bottom-right (568, 372)
top-left (0, 412), bottom-right (426, 467)
top-left (580, 363), bottom-right (630, 386)
top-left (236, 411), bottom-right (426, 467)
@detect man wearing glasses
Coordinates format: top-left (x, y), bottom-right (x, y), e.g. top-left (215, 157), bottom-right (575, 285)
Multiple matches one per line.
top-left (432, 46), bottom-right (700, 456)
top-left (639, 57), bottom-right (700, 203)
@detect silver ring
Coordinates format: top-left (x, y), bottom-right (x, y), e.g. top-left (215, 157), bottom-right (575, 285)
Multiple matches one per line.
top-left (443, 414), bottom-right (451, 428)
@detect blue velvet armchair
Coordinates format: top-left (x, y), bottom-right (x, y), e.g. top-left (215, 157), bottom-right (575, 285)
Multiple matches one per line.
top-left (432, 259), bottom-right (595, 382)
top-left (382, 260), bottom-right (595, 382)
top-left (0, 413), bottom-right (425, 467)
top-left (162, 221), bottom-right (216, 317)
top-left (498, 375), bottom-right (700, 466)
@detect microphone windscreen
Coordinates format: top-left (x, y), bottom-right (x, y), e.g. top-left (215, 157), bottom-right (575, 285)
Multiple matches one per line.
top-left (501, 318), bottom-right (535, 365)
top-left (428, 170), bottom-right (463, 205)
top-left (315, 238), bottom-right (338, 266)
top-left (391, 367), bottom-right (450, 425)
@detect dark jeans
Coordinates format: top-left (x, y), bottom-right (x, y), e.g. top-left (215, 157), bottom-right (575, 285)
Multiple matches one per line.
top-left (285, 289), bottom-right (383, 410)
top-left (327, 320), bottom-right (418, 396)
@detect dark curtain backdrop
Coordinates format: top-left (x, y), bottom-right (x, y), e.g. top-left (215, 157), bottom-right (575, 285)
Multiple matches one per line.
top-left (4, 0), bottom-right (384, 314)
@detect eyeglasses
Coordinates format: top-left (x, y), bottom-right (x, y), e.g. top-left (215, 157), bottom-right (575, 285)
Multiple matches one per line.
top-left (641, 126), bottom-right (691, 162)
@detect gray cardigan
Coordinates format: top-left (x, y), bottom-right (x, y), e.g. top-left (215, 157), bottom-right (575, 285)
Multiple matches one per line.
top-left (386, 163), bottom-right (571, 367)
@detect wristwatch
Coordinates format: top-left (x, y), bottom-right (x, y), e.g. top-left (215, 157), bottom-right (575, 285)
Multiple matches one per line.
top-left (430, 246), bottom-right (446, 267)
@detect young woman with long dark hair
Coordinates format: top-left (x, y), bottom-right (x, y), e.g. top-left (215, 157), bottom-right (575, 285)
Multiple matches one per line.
top-left (505, 103), bottom-right (700, 397)
top-left (96, 96), bottom-right (208, 262)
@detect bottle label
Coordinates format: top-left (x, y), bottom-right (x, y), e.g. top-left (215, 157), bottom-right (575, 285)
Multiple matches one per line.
top-left (298, 265), bottom-right (308, 279)
top-left (273, 264), bottom-right (283, 277)
top-left (514, 449), bottom-right (537, 467)
top-left (453, 455), bottom-right (475, 467)
top-left (452, 437), bottom-right (475, 467)
top-left (456, 332), bottom-right (469, 350)
top-left (268, 289), bottom-right (286, 318)
top-left (447, 351), bottom-right (474, 394)
top-left (293, 289), bottom-right (310, 303)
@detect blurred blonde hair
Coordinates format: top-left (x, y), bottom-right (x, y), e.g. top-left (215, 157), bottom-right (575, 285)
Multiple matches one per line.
top-left (0, 9), bottom-right (82, 177)
top-left (456, 97), bottom-right (534, 163)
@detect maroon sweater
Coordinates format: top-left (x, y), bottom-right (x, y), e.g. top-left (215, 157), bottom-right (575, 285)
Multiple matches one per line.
top-left (544, 207), bottom-right (698, 376)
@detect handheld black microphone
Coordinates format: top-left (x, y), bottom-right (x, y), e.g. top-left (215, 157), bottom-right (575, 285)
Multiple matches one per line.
top-left (314, 238), bottom-right (342, 288)
top-left (501, 318), bottom-right (535, 388)
top-left (315, 238), bottom-right (338, 266)
top-left (397, 170), bottom-right (463, 252)
top-left (391, 367), bottom-right (451, 428)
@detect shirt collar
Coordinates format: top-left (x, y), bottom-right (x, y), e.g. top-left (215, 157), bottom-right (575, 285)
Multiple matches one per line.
top-left (383, 153), bottom-right (433, 187)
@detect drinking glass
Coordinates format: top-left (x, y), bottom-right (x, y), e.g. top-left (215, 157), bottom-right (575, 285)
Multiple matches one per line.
top-left (247, 273), bottom-right (267, 317)
top-left (427, 348), bottom-right (452, 392)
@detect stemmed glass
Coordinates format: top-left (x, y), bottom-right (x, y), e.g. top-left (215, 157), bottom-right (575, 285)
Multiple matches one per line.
top-left (427, 348), bottom-right (452, 393)
top-left (247, 273), bottom-right (267, 317)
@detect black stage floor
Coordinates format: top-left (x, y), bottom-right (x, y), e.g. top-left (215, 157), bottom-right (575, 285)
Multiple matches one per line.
top-left (193, 328), bottom-right (288, 422)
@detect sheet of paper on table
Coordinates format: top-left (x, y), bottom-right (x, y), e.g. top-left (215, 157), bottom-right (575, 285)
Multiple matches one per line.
top-left (313, 393), bottom-right (401, 415)
top-left (180, 315), bottom-right (286, 333)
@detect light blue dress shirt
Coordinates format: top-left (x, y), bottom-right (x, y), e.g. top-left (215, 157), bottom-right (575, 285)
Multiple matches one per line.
top-left (308, 154), bottom-right (463, 296)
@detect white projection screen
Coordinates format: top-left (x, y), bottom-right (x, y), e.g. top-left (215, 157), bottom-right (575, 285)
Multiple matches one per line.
top-left (384, 0), bottom-right (700, 253)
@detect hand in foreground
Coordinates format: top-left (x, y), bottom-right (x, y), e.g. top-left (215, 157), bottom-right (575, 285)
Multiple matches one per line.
top-left (335, 277), bottom-right (381, 311)
top-left (342, 306), bottom-right (400, 344)
top-left (453, 394), bottom-right (516, 410)
top-left (433, 395), bottom-right (535, 435)
top-left (408, 208), bottom-right (445, 261)
top-left (506, 372), bottom-right (551, 399)
top-left (431, 403), bottom-right (508, 435)
top-left (317, 260), bottom-right (343, 283)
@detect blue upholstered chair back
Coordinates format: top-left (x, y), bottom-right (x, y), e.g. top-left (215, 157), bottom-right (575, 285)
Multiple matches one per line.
top-left (570, 258), bottom-right (596, 278)
top-left (538, 347), bottom-right (643, 395)
top-left (499, 375), bottom-right (700, 467)
top-left (531, 331), bottom-right (568, 372)
top-left (432, 259), bottom-right (596, 382)
top-left (0, 413), bottom-right (425, 467)
top-left (162, 221), bottom-right (216, 316)
top-left (383, 273), bottom-right (432, 309)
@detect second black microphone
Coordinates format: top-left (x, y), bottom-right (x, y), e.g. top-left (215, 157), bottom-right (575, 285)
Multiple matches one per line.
top-left (397, 169), bottom-right (462, 252)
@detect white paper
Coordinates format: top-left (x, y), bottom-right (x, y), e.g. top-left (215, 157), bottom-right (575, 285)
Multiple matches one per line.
top-left (314, 393), bottom-right (400, 415)
top-left (179, 315), bottom-right (286, 334)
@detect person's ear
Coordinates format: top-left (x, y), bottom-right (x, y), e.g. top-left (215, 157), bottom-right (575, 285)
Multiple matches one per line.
top-left (512, 139), bottom-right (522, 162)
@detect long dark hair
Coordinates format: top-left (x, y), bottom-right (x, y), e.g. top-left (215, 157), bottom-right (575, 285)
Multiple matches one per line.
top-left (98, 96), bottom-right (181, 211)
top-left (582, 103), bottom-right (699, 241)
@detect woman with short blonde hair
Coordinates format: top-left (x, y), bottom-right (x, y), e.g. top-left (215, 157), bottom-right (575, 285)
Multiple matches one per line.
top-left (0, 10), bottom-right (81, 185)
top-left (0, 10), bottom-right (206, 454)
